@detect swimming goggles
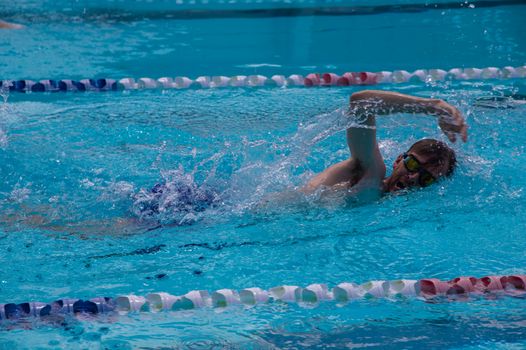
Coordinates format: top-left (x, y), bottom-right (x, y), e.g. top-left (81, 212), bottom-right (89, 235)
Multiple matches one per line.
top-left (403, 153), bottom-right (436, 187)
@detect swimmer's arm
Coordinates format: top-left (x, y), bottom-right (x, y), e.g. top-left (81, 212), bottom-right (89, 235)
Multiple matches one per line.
top-left (332, 92), bottom-right (388, 193)
top-left (303, 92), bottom-right (386, 192)
top-left (349, 90), bottom-right (468, 142)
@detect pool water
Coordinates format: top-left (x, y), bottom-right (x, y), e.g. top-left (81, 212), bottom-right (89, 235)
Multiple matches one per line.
top-left (1, 1), bottom-right (526, 349)
top-left (2, 1), bottom-right (526, 79)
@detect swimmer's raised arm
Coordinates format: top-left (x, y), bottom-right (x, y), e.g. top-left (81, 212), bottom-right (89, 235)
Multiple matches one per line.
top-left (347, 90), bottom-right (466, 174)
top-left (305, 91), bottom-right (388, 192)
top-left (349, 90), bottom-right (468, 142)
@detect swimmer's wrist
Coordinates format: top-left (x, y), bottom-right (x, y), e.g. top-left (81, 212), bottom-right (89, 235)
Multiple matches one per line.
top-left (422, 98), bottom-right (442, 115)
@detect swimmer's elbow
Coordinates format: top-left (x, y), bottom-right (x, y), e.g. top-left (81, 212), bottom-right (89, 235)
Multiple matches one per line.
top-left (302, 178), bottom-right (321, 194)
top-left (350, 90), bottom-right (382, 103)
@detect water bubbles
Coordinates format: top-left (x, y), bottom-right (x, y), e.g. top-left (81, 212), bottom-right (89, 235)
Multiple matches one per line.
top-left (292, 107), bottom-right (360, 148)
top-left (0, 83), bottom-right (10, 149)
top-left (9, 184), bottom-right (32, 203)
top-left (182, 338), bottom-right (232, 350)
top-left (464, 155), bottom-right (495, 180)
top-left (0, 129), bottom-right (7, 150)
top-left (0, 82), bottom-right (9, 106)
top-left (104, 181), bottom-right (136, 200)
top-left (151, 140), bottom-right (168, 169)
top-left (80, 179), bottom-right (96, 189)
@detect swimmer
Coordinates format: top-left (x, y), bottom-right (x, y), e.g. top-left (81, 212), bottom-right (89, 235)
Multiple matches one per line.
top-left (2, 90), bottom-right (467, 235)
top-left (304, 90), bottom-right (468, 198)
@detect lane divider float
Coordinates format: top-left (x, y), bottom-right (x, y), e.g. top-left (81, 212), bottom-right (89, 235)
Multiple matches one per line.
top-left (2, 65), bottom-right (525, 94)
top-left (0, 274), bottom-right (524, 322)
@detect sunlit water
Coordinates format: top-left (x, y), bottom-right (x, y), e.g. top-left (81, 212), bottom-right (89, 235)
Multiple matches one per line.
top-left (1, 1), bottom-right (526, 349)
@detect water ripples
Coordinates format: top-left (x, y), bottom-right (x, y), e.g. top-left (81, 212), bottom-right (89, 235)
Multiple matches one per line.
top-left (1, 82), bottom-right (526, 347)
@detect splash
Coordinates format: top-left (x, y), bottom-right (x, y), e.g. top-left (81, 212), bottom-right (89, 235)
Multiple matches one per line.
top-left (132, 104), bottom-right (374, 225)
top-left (0, 129), bottom-right (7, 150)
top-left (9, 183), bottom-right (32, 203)
top-left (229, 106), bottom-right (373, 211)
top-left (131, 167), bottom-right (220, 226)
top-left (292, 106), bottom-right (371, 148)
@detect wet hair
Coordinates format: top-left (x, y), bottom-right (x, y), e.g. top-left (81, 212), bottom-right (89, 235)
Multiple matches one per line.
top-left (408, 139), bottom-right (456, 177)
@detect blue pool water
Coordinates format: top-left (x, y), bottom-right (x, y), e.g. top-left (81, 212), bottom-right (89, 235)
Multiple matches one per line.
top-left (1, 1), bottom-right (526, 348)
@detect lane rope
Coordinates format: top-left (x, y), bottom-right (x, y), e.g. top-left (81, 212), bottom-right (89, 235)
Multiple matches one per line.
top-left (0, 274), bottom-right (524, 321)
top-left (2, 66), bottom-right (525, 94)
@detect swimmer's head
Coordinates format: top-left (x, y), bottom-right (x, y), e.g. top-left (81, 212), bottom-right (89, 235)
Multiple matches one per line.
top-left (384, 138), bottom-right (456, 192)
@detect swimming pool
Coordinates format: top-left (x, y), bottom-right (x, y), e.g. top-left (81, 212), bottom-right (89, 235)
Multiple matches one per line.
top-left (1, 0), bottom-right (526, 348)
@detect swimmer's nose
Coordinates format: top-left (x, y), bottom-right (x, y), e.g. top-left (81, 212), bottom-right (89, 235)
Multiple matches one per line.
top-left (406, 173), bottom-right (420, 186)
top-left (394, 173), bottom-right (418, 190)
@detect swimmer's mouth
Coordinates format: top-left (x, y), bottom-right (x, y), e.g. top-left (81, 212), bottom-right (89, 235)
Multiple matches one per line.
top-left (394, 181), bottom-right (406, 191)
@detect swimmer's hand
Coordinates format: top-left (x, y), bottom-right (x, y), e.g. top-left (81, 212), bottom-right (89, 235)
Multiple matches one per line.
top-left (432, 100), bottom-right (468, 143)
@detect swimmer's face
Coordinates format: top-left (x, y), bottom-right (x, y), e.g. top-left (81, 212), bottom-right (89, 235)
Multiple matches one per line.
top-left (385, 151), bottom-right (449, 192)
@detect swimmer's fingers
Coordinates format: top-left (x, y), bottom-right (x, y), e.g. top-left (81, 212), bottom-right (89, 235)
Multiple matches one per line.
top-left (455, 111), bottom-right (468, 142)
top-left (435, 102), bottom-right (468, 143)
top-left (438, 114), bottom-right (468, 143)
top-left (460, 122), bottom-right (468, 142)
top-left (453, 114), bottom-right (468, 143)
top-left (444, 130), bottom-right (456, 143)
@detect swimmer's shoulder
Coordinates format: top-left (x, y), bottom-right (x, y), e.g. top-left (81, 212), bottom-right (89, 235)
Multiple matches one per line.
top-left (304, 157), bottom-right (365, 193)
